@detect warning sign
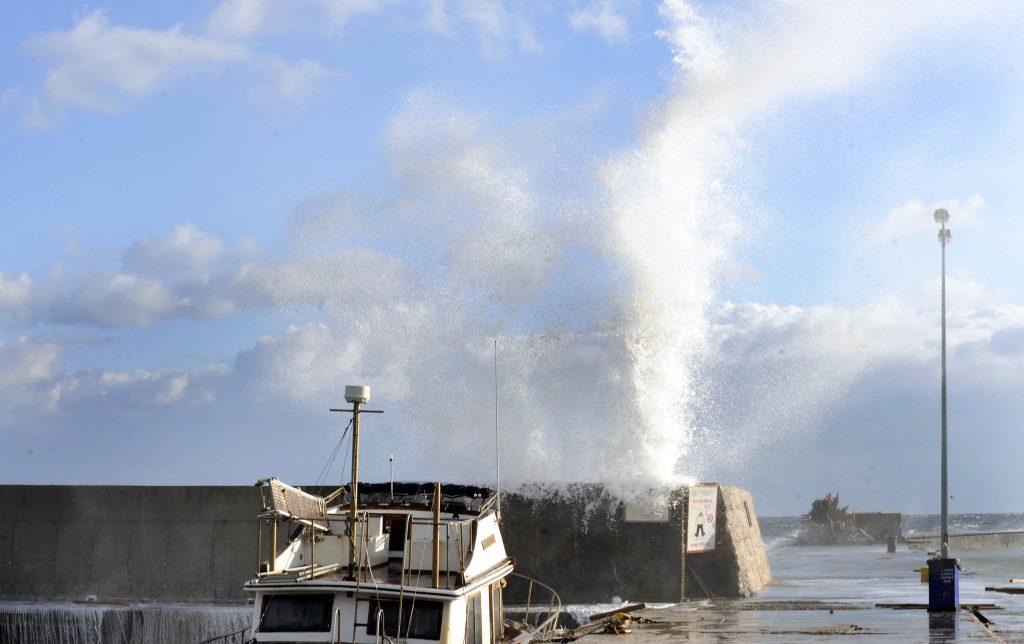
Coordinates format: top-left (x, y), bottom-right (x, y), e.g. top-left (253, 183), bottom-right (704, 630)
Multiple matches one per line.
top-left (686, 485), bottom-right (718, 553)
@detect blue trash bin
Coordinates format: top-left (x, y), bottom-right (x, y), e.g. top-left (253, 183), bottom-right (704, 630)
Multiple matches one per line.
top-left (928, 557), bottom-right (959, 611)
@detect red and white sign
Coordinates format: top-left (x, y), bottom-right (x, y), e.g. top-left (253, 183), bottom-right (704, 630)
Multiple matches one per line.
top-left (686, 485), bottom-right (718, 553)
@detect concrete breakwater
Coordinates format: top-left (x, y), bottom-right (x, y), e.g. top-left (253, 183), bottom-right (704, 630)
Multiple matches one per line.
top-left (0, 483), bottom-right (769, 605)
top-left (905, 530), bottom-right (1024, 550)
top-left (0, 603), bottom-right (249, 644)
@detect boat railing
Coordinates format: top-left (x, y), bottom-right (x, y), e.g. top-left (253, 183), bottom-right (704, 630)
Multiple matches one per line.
top-left (195, 625), bottom-right (250, 644)
top-left (503, 573), bottom-right (562, 643)
top-left (255, 508), bottom-right (497, 589)
top-left (404, 513), bottom-right (479, 587)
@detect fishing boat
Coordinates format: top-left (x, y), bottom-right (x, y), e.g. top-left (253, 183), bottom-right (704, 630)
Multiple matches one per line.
top-left (242, 385), bottom-right (559, 644)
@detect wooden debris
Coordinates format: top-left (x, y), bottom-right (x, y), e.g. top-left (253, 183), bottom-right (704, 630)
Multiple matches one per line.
top-left (589, 603), bottom-right (646, 622)
top-left (986, 586), bottom-right (1024, 595)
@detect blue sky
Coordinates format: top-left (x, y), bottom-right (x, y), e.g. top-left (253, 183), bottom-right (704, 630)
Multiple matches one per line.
top-left (3, 1), bottom-right (1024, 515)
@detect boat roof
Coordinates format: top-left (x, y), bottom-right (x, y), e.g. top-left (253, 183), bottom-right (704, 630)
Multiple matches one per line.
top-left (333, 481), bottom-right (497, 513)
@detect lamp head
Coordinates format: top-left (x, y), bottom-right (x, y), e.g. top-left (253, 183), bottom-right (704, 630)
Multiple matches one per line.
top-left (934, 208), bottom-right (950, 224)
top-left (938, 229), bottom-right (952, 244)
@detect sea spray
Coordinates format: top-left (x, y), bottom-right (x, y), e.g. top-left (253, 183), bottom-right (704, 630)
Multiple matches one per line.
top-left (264, 6), bottom-right (743, 502)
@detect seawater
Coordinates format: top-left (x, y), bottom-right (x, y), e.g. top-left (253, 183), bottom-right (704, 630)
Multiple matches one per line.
top-left (760, 512), bottom-right (1024, 549)
top-left (562, 513), bottom-right (1024, 623)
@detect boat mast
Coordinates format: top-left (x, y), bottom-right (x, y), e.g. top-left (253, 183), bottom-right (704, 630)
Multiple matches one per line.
top-left (330, 385), bottom-right (382, 580)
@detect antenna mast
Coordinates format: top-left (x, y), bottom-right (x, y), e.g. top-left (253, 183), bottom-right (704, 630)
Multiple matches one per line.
top-left (330, 385), bottom-right (383, 580)
top-left (494, 339), bottom-right (501, 519)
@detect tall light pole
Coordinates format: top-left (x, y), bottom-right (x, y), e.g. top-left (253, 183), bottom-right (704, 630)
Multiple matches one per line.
top-left (928, 207), bottom-right (958, 612)
top-left (935, 208), bottom-right (951, 559)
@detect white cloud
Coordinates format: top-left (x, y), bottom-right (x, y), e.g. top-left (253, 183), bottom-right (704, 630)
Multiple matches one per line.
top-left (569, 1), bottom-right (630, 44)
top-left (24, 10), bottom-right (247, 119)
top-left (451, 0), bottom-right (542, 60)
top-left (0, 272), bottom-right (35, 324)
top-left (205, 0), bottom-right (274, 38)
top-left (10, 7), bottom-right (347, 124)
top-left (123, 223), bottom-right (227, 278)
top-left (872, 195), bottom-right (987, 245)
top-left (248, 56), bottom-right (341, 103)
top-left (206, 0), bottom-right (385, 38)
top-left (0, 336), bottom-right (61, 390)
top-left (691, 295), bottom-right (1024, 511)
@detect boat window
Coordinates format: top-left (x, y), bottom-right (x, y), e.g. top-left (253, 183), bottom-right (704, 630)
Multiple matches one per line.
top-left (259, 594), bottom-right (334, 632)
top-left (490, 583), bottom-right (502, 644)
top-left (367, 599), bottom-right (443, 640)
top-left (466, 592), bottom-right (483, 644)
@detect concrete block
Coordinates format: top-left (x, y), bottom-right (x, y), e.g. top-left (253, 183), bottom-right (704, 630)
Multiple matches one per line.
top-left (200, 487), bottom-right (260, 522)
top-left (684, 485), bottom-right (771, 599)
top-left (502, 485), bottom-right (679, 603)
top-left (0, 487), bottom-right (23, 521)
top-left (92, 522), bottom-right (131, 600)
top-left (0, 520), bottom-right (14, 596)
top-left (128, 521), bottom-right (169, 601)
top-left (162, 521), bottom-right (214, 601)
top-left (11, 520), bottom-right (58, 598)
top-left (18, 486), bottom-right (65, 521)
top-left (55, 520), bottom-right (96, 599)
top-left (211, 520), bottom-right (257, 601)
top-left (59, 486), bottom-right (116, 521)
top-left (157, 487), bottom-right (206, 521)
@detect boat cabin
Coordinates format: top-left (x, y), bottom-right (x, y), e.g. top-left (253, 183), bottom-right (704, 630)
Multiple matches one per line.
top-left (246, 480), bottom-right (530, 644)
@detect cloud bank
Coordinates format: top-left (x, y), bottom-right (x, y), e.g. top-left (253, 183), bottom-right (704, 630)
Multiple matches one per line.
top-left (5, 1), bottom-right (1024, 513)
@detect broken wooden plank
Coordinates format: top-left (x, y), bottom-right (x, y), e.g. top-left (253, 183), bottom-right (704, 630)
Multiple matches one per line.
top-left (588, 603), bottom-right (647, 622)
top-left (986, 586), bottom-right (1024, 595)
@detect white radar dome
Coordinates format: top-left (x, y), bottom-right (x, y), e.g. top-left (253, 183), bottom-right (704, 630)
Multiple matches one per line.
top-left (345, 385), bottom-right (370, 404)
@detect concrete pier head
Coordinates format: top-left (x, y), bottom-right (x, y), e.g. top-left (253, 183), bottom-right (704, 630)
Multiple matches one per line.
top-left (0, 483), bottom-right (770, 604)
top-left (683, 485), bottom-right (772, 599)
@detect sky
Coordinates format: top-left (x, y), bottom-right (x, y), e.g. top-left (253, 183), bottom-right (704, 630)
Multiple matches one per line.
top-left (2, 0), bottom-right (1024, 515)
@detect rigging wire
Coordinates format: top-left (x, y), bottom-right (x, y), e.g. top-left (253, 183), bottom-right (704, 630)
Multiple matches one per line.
top-left (313, 418), bottom-right (353, 491)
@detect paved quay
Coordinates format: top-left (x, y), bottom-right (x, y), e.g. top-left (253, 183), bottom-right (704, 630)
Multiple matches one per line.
top-left (578, 545), bottom-right (1024, 642)
top-left (584, 600), bottom-right (1024, 642)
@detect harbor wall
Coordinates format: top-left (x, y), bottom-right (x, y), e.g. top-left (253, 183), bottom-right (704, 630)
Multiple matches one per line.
top-left (0, 486), bottom-right (256, 603)
top-left (905, 530), bottom-right (1024, 550)
top-left (0, 483), bottom-right (770, 604)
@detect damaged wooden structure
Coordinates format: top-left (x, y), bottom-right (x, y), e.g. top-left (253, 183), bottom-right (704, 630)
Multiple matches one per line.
top-left (796, 492), bottom-right (902, 545)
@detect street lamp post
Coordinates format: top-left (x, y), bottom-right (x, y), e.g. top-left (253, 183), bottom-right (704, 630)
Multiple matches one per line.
top-left (928, 207), bottom-right (958, 611)
top-left (936, 208), bottom-right (951, 559)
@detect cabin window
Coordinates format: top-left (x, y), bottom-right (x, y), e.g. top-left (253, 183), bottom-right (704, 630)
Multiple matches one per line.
top-left (490, 583), bottom-right (503, 644)
top-left (259, 594), bottom-right (334, 632)
top-left (367, 599), bottom-right (443, 640)
top-left (466, 593), bottom-right (483, 644)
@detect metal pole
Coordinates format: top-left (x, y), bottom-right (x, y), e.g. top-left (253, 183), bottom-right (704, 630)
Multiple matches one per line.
top-left (432, 482), bottom-right (441, 588)
top-left (349, 401), bottom-right (361, 579)
top-left (940, 218), bottom-right (949, 559)
top-left (257, 519), bottom-right (263, 572)
top-left (389, 455), bottom-right (395, 502)
top-left (270, 519), bottom-right (278, 572)
top-left (494, 339), bottom-right (501, 519)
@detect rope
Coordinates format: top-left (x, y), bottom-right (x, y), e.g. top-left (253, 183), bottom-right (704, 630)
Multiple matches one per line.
top-left (313, 419), bottom-right (353, 490)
